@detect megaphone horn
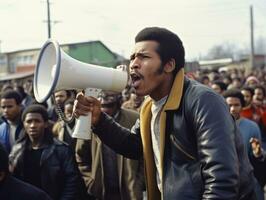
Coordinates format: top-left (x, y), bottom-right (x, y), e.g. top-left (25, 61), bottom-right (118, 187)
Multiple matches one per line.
top-left (34, 39), bottom-right (128, 140)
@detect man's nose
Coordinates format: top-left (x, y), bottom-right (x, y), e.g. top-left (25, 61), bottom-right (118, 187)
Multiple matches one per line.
top-left (29, 122), bottom-right (36, 127)
top-left (130, 58), bottom-right (140, 71)
top-left (230, 107), bottom-right (236, 113)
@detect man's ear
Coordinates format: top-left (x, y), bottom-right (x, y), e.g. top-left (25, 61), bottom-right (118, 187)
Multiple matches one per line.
top-left (164, 59), bottom-right (176, 73)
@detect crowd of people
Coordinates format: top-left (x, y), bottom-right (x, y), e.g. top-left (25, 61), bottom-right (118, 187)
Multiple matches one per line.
top-left (0, 80), bottom-right (145, 200)
top-left (0, 27), bottom-right (266, 200)
top-left (193, 67), bottom-right (266, 199)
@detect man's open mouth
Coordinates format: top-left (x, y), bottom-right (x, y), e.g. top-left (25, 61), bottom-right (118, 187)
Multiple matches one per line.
top-left (130, 73), bottom-right (142, 88)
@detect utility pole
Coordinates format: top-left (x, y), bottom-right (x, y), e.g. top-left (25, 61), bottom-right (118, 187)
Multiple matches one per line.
top-left (250, 5), bottom-right (255, 69)
top-left (47, 0), bottom-right (51, 38)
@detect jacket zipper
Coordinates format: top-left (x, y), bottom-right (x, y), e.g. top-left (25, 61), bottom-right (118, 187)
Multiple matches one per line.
top-left (170, 135), bottom-right (196, 160)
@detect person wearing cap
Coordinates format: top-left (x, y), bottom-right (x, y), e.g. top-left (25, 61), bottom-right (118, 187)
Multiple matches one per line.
top-left (246, 76), bottom-right (259, 89)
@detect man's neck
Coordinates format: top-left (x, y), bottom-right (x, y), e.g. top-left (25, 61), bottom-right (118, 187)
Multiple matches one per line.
top-left (30, 136), bottom-right (44, 149)
top-left (7, 118), bottom-right (19, 126)
top-left (151, 75), bottom-right (174, 101)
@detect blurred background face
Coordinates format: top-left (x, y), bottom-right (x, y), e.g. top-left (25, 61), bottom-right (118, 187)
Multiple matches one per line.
top-left (253, 88), bottom-right (264, 103)
top-left (232, 79), bottom-right (241, 89)
top-left (247, 80), bottom-right (258, 88)
top-left (225, 97), bottom-right (242, 120)
top-left (241, 90), bottom-right (252, 107)
top-left (0, 98), bottom-right (21, 122)
top-left (98, 91), bottom-right (121, 116)
top-left (211, 84), bottom-right (222, 94)
top-left (64, 103), bottom-right (73, 120)
top-left (54, 90), bottom-right (68, 105)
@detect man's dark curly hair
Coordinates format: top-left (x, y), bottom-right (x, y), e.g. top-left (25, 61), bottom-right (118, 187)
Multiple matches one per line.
top-left (22, 104), bottom-right (49, 122)
top-left (135, 27), bottom-right (185, 76)
top-left (223, 89), bottom-right (245, 107)
top-left (1, 90), bottom-right (22, 105)
top-left (241, 86), bottom-right (254, 96)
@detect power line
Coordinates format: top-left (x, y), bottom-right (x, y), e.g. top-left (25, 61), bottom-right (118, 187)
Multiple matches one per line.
top-left (46, 0), bottom-right (51, 38)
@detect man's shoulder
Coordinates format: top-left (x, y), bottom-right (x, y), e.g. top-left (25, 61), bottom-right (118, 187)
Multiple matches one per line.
top-left (121, 108), bottom-right (139, 118)
top-left (184, 78), bottom-right (225, 104)
top-left (239, 118), bottom-right (260, 130)
top-left (53, 138), bottom-right (69, 147)
top-left (0, 121), bottom-right (8, 131)
top-left (119, 108), bottom-right (139, 128)
top-left (185, 78), bottom-right (217, 96)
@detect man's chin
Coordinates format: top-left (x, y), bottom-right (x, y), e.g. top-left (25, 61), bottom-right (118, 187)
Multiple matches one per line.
top-left (134, 88), bottom-right (146, 96)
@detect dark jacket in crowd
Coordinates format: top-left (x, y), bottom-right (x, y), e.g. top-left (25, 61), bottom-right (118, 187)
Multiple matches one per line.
top-left (9, 135), bottom-right (86, 200)
top-left (92, 70), bottom-right (256, 200)
top-left (0, 175), bottom-right (52, 200)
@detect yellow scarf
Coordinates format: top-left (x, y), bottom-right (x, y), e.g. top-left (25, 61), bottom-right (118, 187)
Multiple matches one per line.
top-left (140, 68), bottom-right (184, 200)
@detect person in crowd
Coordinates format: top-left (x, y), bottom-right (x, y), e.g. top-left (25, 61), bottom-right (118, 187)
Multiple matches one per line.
top-left (9, 104), bottom-right (87, 200)
top-left (31, 100), bottom-right (55, 131)
top-left (121, 86), bottom-right (134, 103)
top-left (23, 79), bottom-right (34, 97)
top-left (210, 80), bottom-right (227, 95)
top-left (76, 90), bottom-right (144, 200)
top-left (223, 89), bottom-right (266, 200)
top-left (198, 74), bottom-right (210, 86)
top-left (73, 27), bottom-right (256, 199)
top-left (14, 85), bottom-right (33, 108)
top-left (240, 86), bottom-right (262, 124)
top-left (229, 77), bottom-right (242, 89)
top-left (249, 137), bottom-right (266, 193)
top-left (0, 143), bottom-right (52, 200)
top-left (208, 71), bottom-right (221, 82)
top-left (122, 92), bottom-right (144, 112)
top-left (223, 89), bottom-right (262, 155)
top-left (253, 85), bottom-right (266, 108)
top-left (0, 83), bottom-right (13, 94)
top-left (0, 90), bottom-right (24, 153)
top-left (246, 76), bottom-right (259, 88)
top-left (53, 98), bottom-right (76, 150)
top-left (222, 75), bottom-right (232, 88)
top-left (252, 85), bottom-right (266, 151)
top-left (48, 90), bottom-right (71, 122)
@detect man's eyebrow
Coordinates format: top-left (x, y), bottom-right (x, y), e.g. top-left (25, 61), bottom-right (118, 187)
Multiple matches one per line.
top-left (130, 52), bottom-right (149, 58)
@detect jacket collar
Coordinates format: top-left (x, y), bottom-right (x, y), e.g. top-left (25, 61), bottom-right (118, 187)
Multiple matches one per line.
top-left (163, 68), bottom-right (184, 111)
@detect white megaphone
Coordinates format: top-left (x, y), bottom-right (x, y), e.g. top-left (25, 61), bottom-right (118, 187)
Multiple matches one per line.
top-left (34, 39), bottom-right (128, 140)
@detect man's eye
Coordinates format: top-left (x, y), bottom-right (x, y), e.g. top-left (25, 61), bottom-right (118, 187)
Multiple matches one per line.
top-left (130, 55), bottom-right (135, 61)
top-left (140, 55), bottom-right (149, 59)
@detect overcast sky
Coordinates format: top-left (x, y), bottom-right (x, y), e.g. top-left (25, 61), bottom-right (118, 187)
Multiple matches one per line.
top-left (0, 0), bottom-right (265, 60)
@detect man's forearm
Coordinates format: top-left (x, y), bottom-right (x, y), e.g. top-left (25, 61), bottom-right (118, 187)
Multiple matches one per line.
top-left (93, 112), bottom-right (142, 159)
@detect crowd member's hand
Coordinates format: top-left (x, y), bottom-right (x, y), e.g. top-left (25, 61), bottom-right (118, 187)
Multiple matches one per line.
top-left (73, 92), bottom-right (102, 126)
top-left (250, 137), bottom-right (263, 158)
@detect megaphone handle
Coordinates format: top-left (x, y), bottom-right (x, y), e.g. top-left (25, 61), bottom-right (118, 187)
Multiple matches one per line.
top-left (72, 88), bottom-right (101, 140)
